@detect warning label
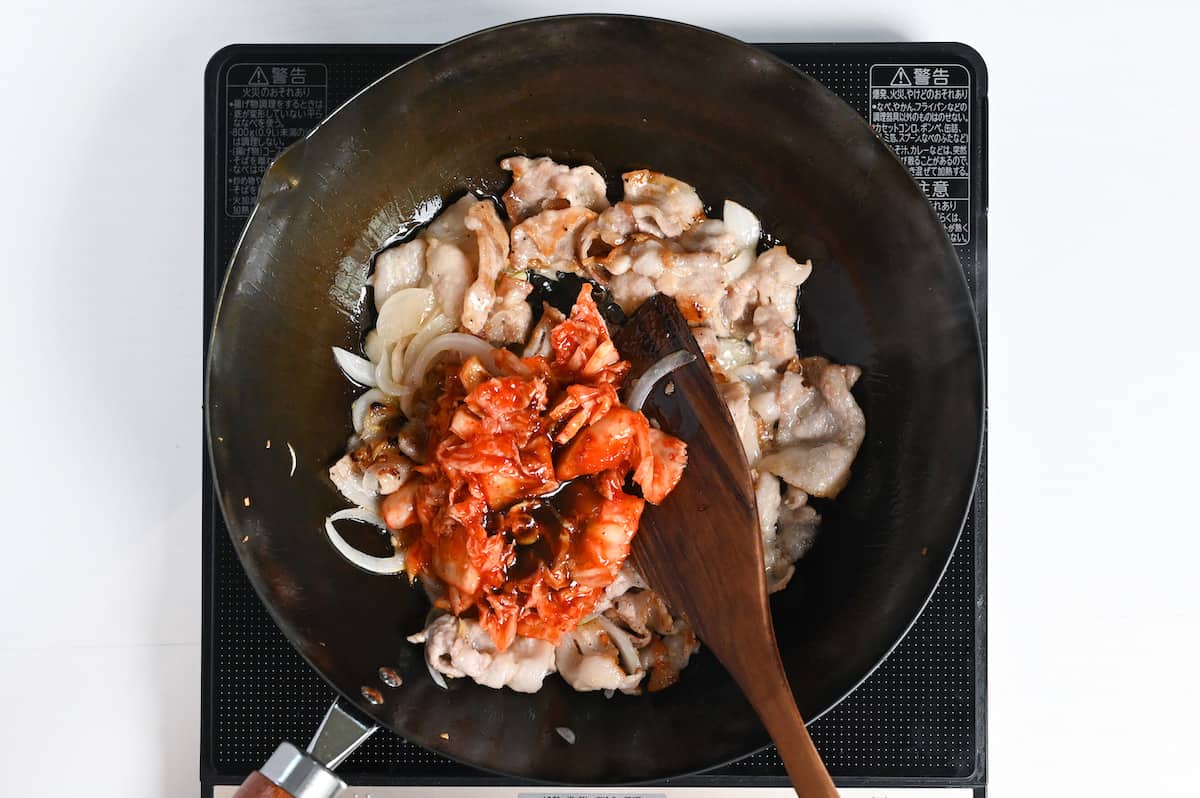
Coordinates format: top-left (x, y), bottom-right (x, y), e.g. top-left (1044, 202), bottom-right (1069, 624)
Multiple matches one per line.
top-left (869, 64), bottom-right (971, 245)
top-left (224, 63), bottom-right (328, 217)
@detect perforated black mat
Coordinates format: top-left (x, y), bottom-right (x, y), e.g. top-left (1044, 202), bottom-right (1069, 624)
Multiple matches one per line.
top-left (203, 41), bottom-right (987, 791)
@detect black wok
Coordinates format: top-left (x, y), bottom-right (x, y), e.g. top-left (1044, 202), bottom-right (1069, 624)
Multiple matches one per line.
top-left (205, 14), bottom-right (984, 786)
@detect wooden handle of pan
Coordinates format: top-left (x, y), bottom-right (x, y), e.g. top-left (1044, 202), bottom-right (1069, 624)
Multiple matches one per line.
top-left (231, 742), bottom-right (345, 798)
top-left (232, 771), bottom-right (297, 798)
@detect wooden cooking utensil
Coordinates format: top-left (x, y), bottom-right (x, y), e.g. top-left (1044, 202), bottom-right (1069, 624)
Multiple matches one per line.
top-left (615, 294), bottom-right (839, 798)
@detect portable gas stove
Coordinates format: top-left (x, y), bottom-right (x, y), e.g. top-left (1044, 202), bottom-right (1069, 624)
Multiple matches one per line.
top-left (203, 40), bottom-right (988, 798)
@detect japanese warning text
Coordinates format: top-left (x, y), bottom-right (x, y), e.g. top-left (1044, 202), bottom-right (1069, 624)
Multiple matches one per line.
top-left (224, 64), bottom-right (328, 217)
top-left (869, 64), bottom-right (971, 245)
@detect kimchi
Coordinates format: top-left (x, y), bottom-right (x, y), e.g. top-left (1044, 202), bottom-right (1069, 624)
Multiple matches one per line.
top-left (379, 287), bottom-right (686, 650)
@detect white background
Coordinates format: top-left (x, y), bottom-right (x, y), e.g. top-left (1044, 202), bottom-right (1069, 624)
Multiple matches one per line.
top-left (2, 1), bottom-right (1197, 796)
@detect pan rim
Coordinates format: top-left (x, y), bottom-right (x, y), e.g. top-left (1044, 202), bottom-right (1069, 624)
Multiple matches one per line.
top-left (204, 13), bottom-right (985, 783)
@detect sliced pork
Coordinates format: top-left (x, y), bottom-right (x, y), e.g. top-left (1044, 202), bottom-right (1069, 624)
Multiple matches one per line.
top-left (332, 157), bottom-right (867, 698)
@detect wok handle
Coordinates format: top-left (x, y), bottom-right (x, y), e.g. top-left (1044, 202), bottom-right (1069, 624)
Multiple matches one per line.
top-left (232, 742), bottom-right (345, 798)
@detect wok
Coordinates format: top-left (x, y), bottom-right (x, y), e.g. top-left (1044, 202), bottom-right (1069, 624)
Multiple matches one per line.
top-left (206, 14), bottom-right (984, 786)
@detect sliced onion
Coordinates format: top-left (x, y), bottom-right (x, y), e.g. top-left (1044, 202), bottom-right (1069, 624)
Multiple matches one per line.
top-left (595, 615), bottom-right (642, 676)
top-left (402, 312), bottom-right (455, 374)
top-left (376, 287), bottom-right (435, 345)
top-left (390, 341), bottom-right (408, 391)
top-left (402, 332), bottom-right (499, 387)
top-left (351, 388), bottom-right (385, 434)
top-left (364, 330), bottom-right (384, 364)
top-left (625, 350), bottom-right (697, 411)
top-left (375, 344), bottom-right (398, 394)
top-left (332, 347), bottom-right (377, 387)
top-left (324, 507), bottom-right (406, 574)
top-left (426, 658), bottom-right (449, 690)
top-left (723, 199), bottom-right (761, 250)
top-left (406, 611), bottom-right (452, 689)
top-left (715, 338), bottom-right (754, 373)
top-left (724, 247), bottom-right (755, 281)
top-left (375, 343), bottom-right (415, 399)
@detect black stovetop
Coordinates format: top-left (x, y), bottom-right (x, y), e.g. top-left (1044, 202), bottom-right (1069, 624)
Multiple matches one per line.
top-left (203, 41), bottom-right (988, 793)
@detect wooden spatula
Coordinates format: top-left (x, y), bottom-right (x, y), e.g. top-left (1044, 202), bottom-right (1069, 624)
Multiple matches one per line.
top-left (615, 294), bottom-right (839, 798)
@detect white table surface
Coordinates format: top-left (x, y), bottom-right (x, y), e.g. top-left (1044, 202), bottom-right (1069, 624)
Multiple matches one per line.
top-left (2, 1), bottom-right (1197, 796)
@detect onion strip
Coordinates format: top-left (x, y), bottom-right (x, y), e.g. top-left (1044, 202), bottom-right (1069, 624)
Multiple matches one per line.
top-left (595, 615), bottom-right (642, 676)
top-left (364, 330), bottom-right (384, 364)
top-left (402, 332), bottom-right (499, 387)
top-left (351, 388), bottom-right (386, 434)
top-left (375, 343), bottom-right (415, 398)
top-left (402, 313), bottom-right (455, 375)
top-left (324, 507), bottom-right (406, 574)
top-left (625, 350), bottom-right (697, 411)
top-left (723, 199), bottom-right (762, 250)
top-left (332, 347), bottom-right (377, 387)
top-left (408, 611), bottom-right (452, 689)
top-left (426, 658), bottom-right (449, 690)
top-left (375, 287), bottom-right (435, 344)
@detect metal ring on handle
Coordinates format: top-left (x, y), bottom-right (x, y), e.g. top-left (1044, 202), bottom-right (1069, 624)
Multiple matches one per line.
top-left (260, 742), bottom-right (345, 798)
